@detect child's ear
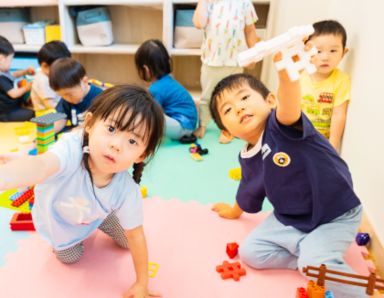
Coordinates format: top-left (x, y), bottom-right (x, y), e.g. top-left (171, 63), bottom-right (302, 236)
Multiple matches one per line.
top-left (143, 65), bottom-right (152, 81)
top-left (343, 47), bottom-right (349, 57)
top-left (266, 93), bottom-right (277, 109)
top-left (84, 112), bottom-right (93, 133)
top-left (81, 76), bottom-right (89, 85)
top-left (134, 154), bottom-right (146, 164)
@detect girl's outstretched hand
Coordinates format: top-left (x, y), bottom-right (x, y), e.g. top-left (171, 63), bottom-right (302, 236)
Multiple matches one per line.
top-left (123, 282), bottom-right (162, 298)
top-left (212, 202), bottom-right (242, 219)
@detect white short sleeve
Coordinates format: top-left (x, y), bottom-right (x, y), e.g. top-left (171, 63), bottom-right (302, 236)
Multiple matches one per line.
top-left (114, 182), bottom-right (144, 230)
top-left (48, 131), bottom-right (83, 179)
top-left (244, 0), bottom-right (258, 25)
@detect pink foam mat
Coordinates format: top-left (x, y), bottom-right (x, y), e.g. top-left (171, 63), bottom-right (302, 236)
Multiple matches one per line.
top-left (0, 197), bottom-right (369, 298)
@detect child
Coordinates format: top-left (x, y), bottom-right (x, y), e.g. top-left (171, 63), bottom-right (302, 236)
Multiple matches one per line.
top-left (0, 36), bottom-right (35, 122)
top-left (301, 20), bottom-right (350, 152)
top-left (0, 85), bottom-right (164, 297)
top-left (135, 39), bottom-right (198, 140)
top-left (192, 0), bottom-right (260, 143)
top-left (49, 57), bottom-right (103, 133)
top-left (31, 41), bottom-right (71, 112)
top-left (209, 56), bottom-right (365, 296)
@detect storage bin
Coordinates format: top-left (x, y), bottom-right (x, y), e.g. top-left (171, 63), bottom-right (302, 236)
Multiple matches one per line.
top-left (76, 7), bottom-right (113, 46)
top-left (23, 22), bottom-right (46, 45)
top-left (174, 9), bottom-right (202, 49)
top-left (0, 8), bottom-right (29, 44)
top-left (45, 24), bottom-right (61, 42)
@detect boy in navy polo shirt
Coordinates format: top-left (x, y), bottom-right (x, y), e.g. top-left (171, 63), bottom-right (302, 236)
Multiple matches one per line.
top-left (49, 57), bottom-right (103, 133)
top-left (209, 57), bottom-right (364, 297)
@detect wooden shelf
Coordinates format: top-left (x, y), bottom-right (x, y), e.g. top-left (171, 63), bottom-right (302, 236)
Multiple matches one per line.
top-left (71, 44), bottom-right (139, 54)
top-left (63, 0), bottom-right (163, 7)
top-left (0, 0), bottom-right (58, 7)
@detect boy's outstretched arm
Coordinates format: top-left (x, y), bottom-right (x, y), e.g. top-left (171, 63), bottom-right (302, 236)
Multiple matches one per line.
top-left (212, 201), bottom-right (243, 219)
top-left (275, 54), bottom-right (302, 126)
top-left (0, 153), bottom-right (60, 190)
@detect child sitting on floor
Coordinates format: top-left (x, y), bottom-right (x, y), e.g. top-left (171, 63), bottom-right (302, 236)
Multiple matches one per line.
top-left (0, 36), bottom-right (34, 122)
top-left (31, 41), bottom-right (71, 112)
top-left (209, 48), bottom-right (365, 297)
top-left (49, 57), bottom-right (103, 133)
top-left (135, 39), bottom-right (198, 141)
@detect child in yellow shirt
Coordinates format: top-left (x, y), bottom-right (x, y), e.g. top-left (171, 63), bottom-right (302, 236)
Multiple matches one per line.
top-left (300, 20), bottom-right (350, 152)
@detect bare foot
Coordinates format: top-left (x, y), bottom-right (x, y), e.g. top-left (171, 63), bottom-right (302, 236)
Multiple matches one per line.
top-left (219, 130), bottom-right (234, 144)
top-left (193, 126), bottom-right (206, 139)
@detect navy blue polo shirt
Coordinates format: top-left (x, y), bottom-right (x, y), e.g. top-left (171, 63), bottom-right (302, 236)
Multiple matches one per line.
top-left (56, 84), bottom-right (103, 129)
top-left (236, 109), bottom-right (360, 233)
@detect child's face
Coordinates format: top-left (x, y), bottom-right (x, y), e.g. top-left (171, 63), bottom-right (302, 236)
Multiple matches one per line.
top-left (310, 34), bottom-right (347, 77)
top-left (217, 83), bottom-right (275, 145)
top-left (0, 54), bottom-right (13, 72)
top-left (85, 112), bottom-right (148, 179)
top-left (56, 79), bottom-right (89, 104)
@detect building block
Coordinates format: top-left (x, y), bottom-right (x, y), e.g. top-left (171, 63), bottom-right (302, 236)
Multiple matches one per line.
top-left (307, 280), bottom-right (326, 298)
top-left (226, 242), bottom-right (239, 259)
top-left (228, 167), bottom-right (241, 180)
top-left (296, 287), bottom-right (308, 298)
top-left (356, 232), bottom-right (370, 246)
top-left (325, 290), bottom-right (334, 298)
top-left (10, 212), bottom-right (35, 231)
top-left (148, 262), bottom-right (159, 278)
top-left (140, 186), bottom-right (148, 198)
top-left (11, 188), bottom-right (34, 207)
top-left (238, 24), bottom-right (317, 81)
top-left (216, 261), bottom-right (246, 281)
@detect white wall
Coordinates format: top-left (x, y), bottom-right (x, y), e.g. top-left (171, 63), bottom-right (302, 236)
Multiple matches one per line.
top-left (267, 0), bottom-right (384, 244)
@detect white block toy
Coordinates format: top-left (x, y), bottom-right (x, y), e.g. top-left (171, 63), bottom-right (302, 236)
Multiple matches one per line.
top-left (238, 24), bottom-right (318, 81)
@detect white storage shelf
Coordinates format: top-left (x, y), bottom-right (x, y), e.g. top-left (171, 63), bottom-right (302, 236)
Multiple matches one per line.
top-left (2, 0), bottom-right (273, 87)
top-left (61, 4), bottom-right (163, 54)
top-left (0, 0), bottom-right (58, 7)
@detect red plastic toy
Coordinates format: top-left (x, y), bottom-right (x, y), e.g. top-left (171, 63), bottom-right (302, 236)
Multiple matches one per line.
top-left (296, 287), bottom-right (308, 298)
top-left (226, 242), bottom-right (239, 259)
top-left (11, 188), bottom-right (34, 207)
top-left (216, 261), bottom-right (246, 281)
top-left (10, 212), bottom-right (35, 231)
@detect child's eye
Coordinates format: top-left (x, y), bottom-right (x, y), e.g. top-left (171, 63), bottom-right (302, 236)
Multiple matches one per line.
top-left (330, 49), bottom-right (338, 53)
top-left (241, 95), bottom-right (250, 101)
top-left (107, 125), bottom-right (116, 133)
top-left (128, 138), bottom-right (138, 145)
top-left (224, 107), bottom-right (231, 115)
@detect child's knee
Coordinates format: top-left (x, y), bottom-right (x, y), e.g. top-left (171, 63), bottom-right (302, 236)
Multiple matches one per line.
top-left (54, 243), bottom-right (84, 264)
top-left (238, 244), bottom-right (268, 269)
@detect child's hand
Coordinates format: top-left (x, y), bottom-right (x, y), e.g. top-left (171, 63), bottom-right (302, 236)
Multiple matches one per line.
top-left (212, 203), bottom-right (242, 219)
top-left (24, 81), bottom-right (32, 92)
top-left (122, 282), bottom-right (161, 298)
top-left (26, 67), bottom-right (35, 75)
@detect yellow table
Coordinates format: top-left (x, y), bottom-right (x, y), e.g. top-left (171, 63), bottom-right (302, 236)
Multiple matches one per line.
top-left (0, 122), bottom-right (36, 155)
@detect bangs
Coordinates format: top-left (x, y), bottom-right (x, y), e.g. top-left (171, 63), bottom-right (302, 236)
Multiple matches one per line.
top-left (97, 93), bottom-right (154, 143)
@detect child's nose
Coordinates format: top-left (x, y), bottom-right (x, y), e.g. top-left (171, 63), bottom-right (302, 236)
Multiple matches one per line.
top-left (110, 137), bottom-right (123, 152)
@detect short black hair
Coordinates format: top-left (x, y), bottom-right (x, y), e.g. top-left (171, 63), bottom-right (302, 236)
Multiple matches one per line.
top-left (37, 41), bottom-right (71, 66)
top-left (0, 36), bottom-right (14, 56)
top-left (49, 57), bottom-right (86, 90)
top-left (135, 39), bottom-right (172, 82)
top-left (210, 73), bottom-right (270, 131)
top-left (310, 20), bottom-right (347, 49)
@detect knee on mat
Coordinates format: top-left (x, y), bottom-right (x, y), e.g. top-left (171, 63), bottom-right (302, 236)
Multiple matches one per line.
top-left (55, 252), bottom-right (83, 264)
top-left (238, 244), bottom-right (270, 269)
